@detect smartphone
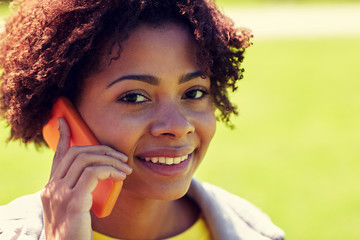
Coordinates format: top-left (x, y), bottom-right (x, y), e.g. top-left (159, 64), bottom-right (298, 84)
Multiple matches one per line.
top-left (42, 97), bottom-right (123, 218)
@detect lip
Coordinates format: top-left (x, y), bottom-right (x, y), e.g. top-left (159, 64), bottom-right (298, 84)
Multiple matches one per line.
top-left (135, 148), bottom-right (195, 177)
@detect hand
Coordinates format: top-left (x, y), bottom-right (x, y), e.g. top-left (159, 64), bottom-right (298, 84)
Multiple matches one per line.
top-left (41, 117), bottom-right (132, 240)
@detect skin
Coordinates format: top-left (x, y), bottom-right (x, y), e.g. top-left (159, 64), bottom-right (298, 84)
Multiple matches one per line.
top-left (41, 22), bottom-right (216, 239)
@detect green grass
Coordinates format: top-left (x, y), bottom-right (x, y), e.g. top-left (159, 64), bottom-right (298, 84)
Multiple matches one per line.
top-left (194, 36), bottom-right (360, 240)
top-left (0, 2), bottom-right (11, 17)
top-left (0, 124), bottom-right (53, 204)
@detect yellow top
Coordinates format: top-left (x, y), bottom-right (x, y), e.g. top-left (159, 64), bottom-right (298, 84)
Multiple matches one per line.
top-left (93, 215), bottom-right (211, 240)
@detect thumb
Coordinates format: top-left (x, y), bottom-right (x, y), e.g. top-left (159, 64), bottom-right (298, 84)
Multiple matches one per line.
top-left (51, 117), bottom-right (71, 175)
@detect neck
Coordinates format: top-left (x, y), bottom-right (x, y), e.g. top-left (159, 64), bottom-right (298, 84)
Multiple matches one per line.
top-left (91, 189), bottom-right (200, 239)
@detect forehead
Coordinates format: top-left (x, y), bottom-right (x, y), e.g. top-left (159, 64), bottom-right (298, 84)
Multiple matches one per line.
top-left (99, 23), bottom-right (196, 68)
top-left (81, 22), bottom-right (200, 89)
top-left (125, 23), bottom-right (196, 55)
top-left (102, 22), bottom-right (195, 61)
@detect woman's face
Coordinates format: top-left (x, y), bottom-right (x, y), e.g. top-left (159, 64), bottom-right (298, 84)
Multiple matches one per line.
top-left (77, 23), bottom-right (216, 200)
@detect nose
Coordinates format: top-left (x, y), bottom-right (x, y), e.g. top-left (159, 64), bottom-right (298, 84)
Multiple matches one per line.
top-left (150, 104), bottom-right (195, 139)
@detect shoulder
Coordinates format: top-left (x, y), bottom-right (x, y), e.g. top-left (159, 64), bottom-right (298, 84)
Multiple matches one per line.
top-left (0, 192), bottom-right (45, 240)
top-left (188, 179), bottom-right (285, 240)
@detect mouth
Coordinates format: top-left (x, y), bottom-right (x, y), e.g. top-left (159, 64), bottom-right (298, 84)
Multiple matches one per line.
top-left (137, 153), bottom-right (191, 165)
top-left (135, 151), bottom-right (195, 177)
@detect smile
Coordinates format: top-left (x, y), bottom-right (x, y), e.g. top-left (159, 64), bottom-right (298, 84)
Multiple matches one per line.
top-left (138, 154), bottom-right (190, 165)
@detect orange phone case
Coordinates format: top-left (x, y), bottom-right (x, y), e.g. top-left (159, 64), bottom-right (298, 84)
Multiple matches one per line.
top-left (42, 97), bottom-right (122, 218)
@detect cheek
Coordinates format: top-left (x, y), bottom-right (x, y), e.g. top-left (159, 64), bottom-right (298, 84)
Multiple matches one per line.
top-left (189, 109), bottom-right (216, 174)
top-left (194, 108), bottom-right (216, 150)
top-left (204, 113), bottom-right (216, 143)
top-left (86, 110), bottom-right (149, 154)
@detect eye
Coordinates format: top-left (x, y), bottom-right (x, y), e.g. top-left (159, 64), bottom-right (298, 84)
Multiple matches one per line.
top-left (118, 91), bottom-right (150, 104)
top-left (183, 88), bottom-right (208, 100)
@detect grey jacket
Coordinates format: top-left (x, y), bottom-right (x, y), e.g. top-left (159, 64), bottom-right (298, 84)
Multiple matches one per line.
top-left (0, 179), bottom-right (284, 240)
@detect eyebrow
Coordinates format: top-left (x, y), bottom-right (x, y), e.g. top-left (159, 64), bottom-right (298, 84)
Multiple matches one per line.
top-left (179, 70), bottom-right (205, 84)
top-left (106, 70), bottom-right (205, 89)
top-left (106, 75), bottom-right (158, 88)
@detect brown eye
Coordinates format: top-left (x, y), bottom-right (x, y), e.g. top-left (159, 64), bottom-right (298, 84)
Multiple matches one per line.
top-left (183, 89), bottom-right (208, 100)
top-left (118, 91), bottom-right (150, 104)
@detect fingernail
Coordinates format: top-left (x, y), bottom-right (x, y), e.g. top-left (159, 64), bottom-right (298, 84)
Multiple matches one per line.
top-left (122, 155), bottom-right (129, 163)
top-left (124, 165), bottom-right (133, 174)
top-left (116, 152), bottom-right (128, 162)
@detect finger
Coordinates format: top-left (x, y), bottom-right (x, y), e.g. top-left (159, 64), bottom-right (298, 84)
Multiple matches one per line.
top-left (51, 117), bottom-right (71, 175)
top-left (64, 152), bottom-right (132, 188)
top-left (53, 145), bottom-right (128, 180)
top-left (73, 165), bottom-right (127, 196)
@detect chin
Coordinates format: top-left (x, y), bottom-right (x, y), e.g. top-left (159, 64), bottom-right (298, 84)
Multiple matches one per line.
top-left (123, 175), bottom-right (193, 201)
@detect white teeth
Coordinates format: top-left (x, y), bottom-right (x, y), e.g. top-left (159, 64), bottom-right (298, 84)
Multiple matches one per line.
top-left (165, 158), bottom-right (173, 165)
top-left (159, 157), bottom-right (166, 164)
top-left (174, 157), bottom-right (181, 164)
top-left (141, 154), bottom-right (189, 165)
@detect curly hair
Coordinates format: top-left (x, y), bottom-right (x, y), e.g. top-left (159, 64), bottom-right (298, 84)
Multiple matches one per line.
top-left (0, 0), bottom-right (252, 146)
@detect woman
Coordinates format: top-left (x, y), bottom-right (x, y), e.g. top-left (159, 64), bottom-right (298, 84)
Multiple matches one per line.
top-left (0, 0), bottom-right (284, 239)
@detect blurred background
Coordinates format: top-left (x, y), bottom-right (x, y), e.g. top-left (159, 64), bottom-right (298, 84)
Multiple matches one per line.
top-left (1, 0), bottom-right (360, 239)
